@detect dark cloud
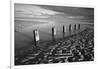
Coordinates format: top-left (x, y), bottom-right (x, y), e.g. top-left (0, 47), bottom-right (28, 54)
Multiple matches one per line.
top-left (35, 4), bottom-right (94, 17)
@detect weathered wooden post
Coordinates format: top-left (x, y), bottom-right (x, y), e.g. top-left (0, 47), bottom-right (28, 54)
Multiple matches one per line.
top-left (69, 24), bottom-right (71, 33)
top-left (74, 24), bottom-right (76, 32)
top-left (33, 29), bottom-right (39, 46)
top-left (52, 27), bottom-right (56, 41)
top-left (62, 25), bottom-right (66, 38)
top-left (78, 24), bottom-right (81, 30)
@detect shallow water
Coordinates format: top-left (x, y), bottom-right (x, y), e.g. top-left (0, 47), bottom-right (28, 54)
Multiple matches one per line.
top-left (15, 20), bottom-right (93, 49)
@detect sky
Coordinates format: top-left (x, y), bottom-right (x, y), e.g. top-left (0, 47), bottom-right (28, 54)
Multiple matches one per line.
top-left (15, 3), bottom-right (94, 24)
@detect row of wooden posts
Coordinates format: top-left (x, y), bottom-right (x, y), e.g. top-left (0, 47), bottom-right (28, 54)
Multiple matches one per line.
top-left (33, 24), bottom-right (81, 46)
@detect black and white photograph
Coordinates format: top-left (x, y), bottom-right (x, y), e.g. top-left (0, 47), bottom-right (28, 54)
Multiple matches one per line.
top-left (14, 3), bottom-right (94, 66)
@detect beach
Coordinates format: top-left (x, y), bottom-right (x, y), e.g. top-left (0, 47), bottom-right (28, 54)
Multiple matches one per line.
top-left (15, 27), bottom-right (94, 65)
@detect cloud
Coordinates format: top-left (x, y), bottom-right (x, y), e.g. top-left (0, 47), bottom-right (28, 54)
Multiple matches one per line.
top-left (15, 4), bottom-right (64, 19)
top-left (68, 16), bottom-right (85, 19)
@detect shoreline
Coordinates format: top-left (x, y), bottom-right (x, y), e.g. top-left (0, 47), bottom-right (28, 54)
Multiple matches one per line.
top-left (15, 27), bottom-right (94, 65)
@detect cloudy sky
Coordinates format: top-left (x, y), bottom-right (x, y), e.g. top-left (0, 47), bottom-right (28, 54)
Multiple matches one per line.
top-left (15, 3), bottom-right (94, 23)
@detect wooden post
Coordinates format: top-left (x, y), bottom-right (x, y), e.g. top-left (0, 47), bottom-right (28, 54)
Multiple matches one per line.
top-left (69, 24), bottom-right (72, 35)
top-left (78, 24), bottom-right (81, 30)
top-left (69, 24), bottom-right (71, 32)
top-left (62, 25), bottom-right (66, 38)
top-left (74, 24), bottom-right (76, 32)
top-left (52, 27), bottom-right (56, 41)
top-left (33, 29), bottom-right (39, 46)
